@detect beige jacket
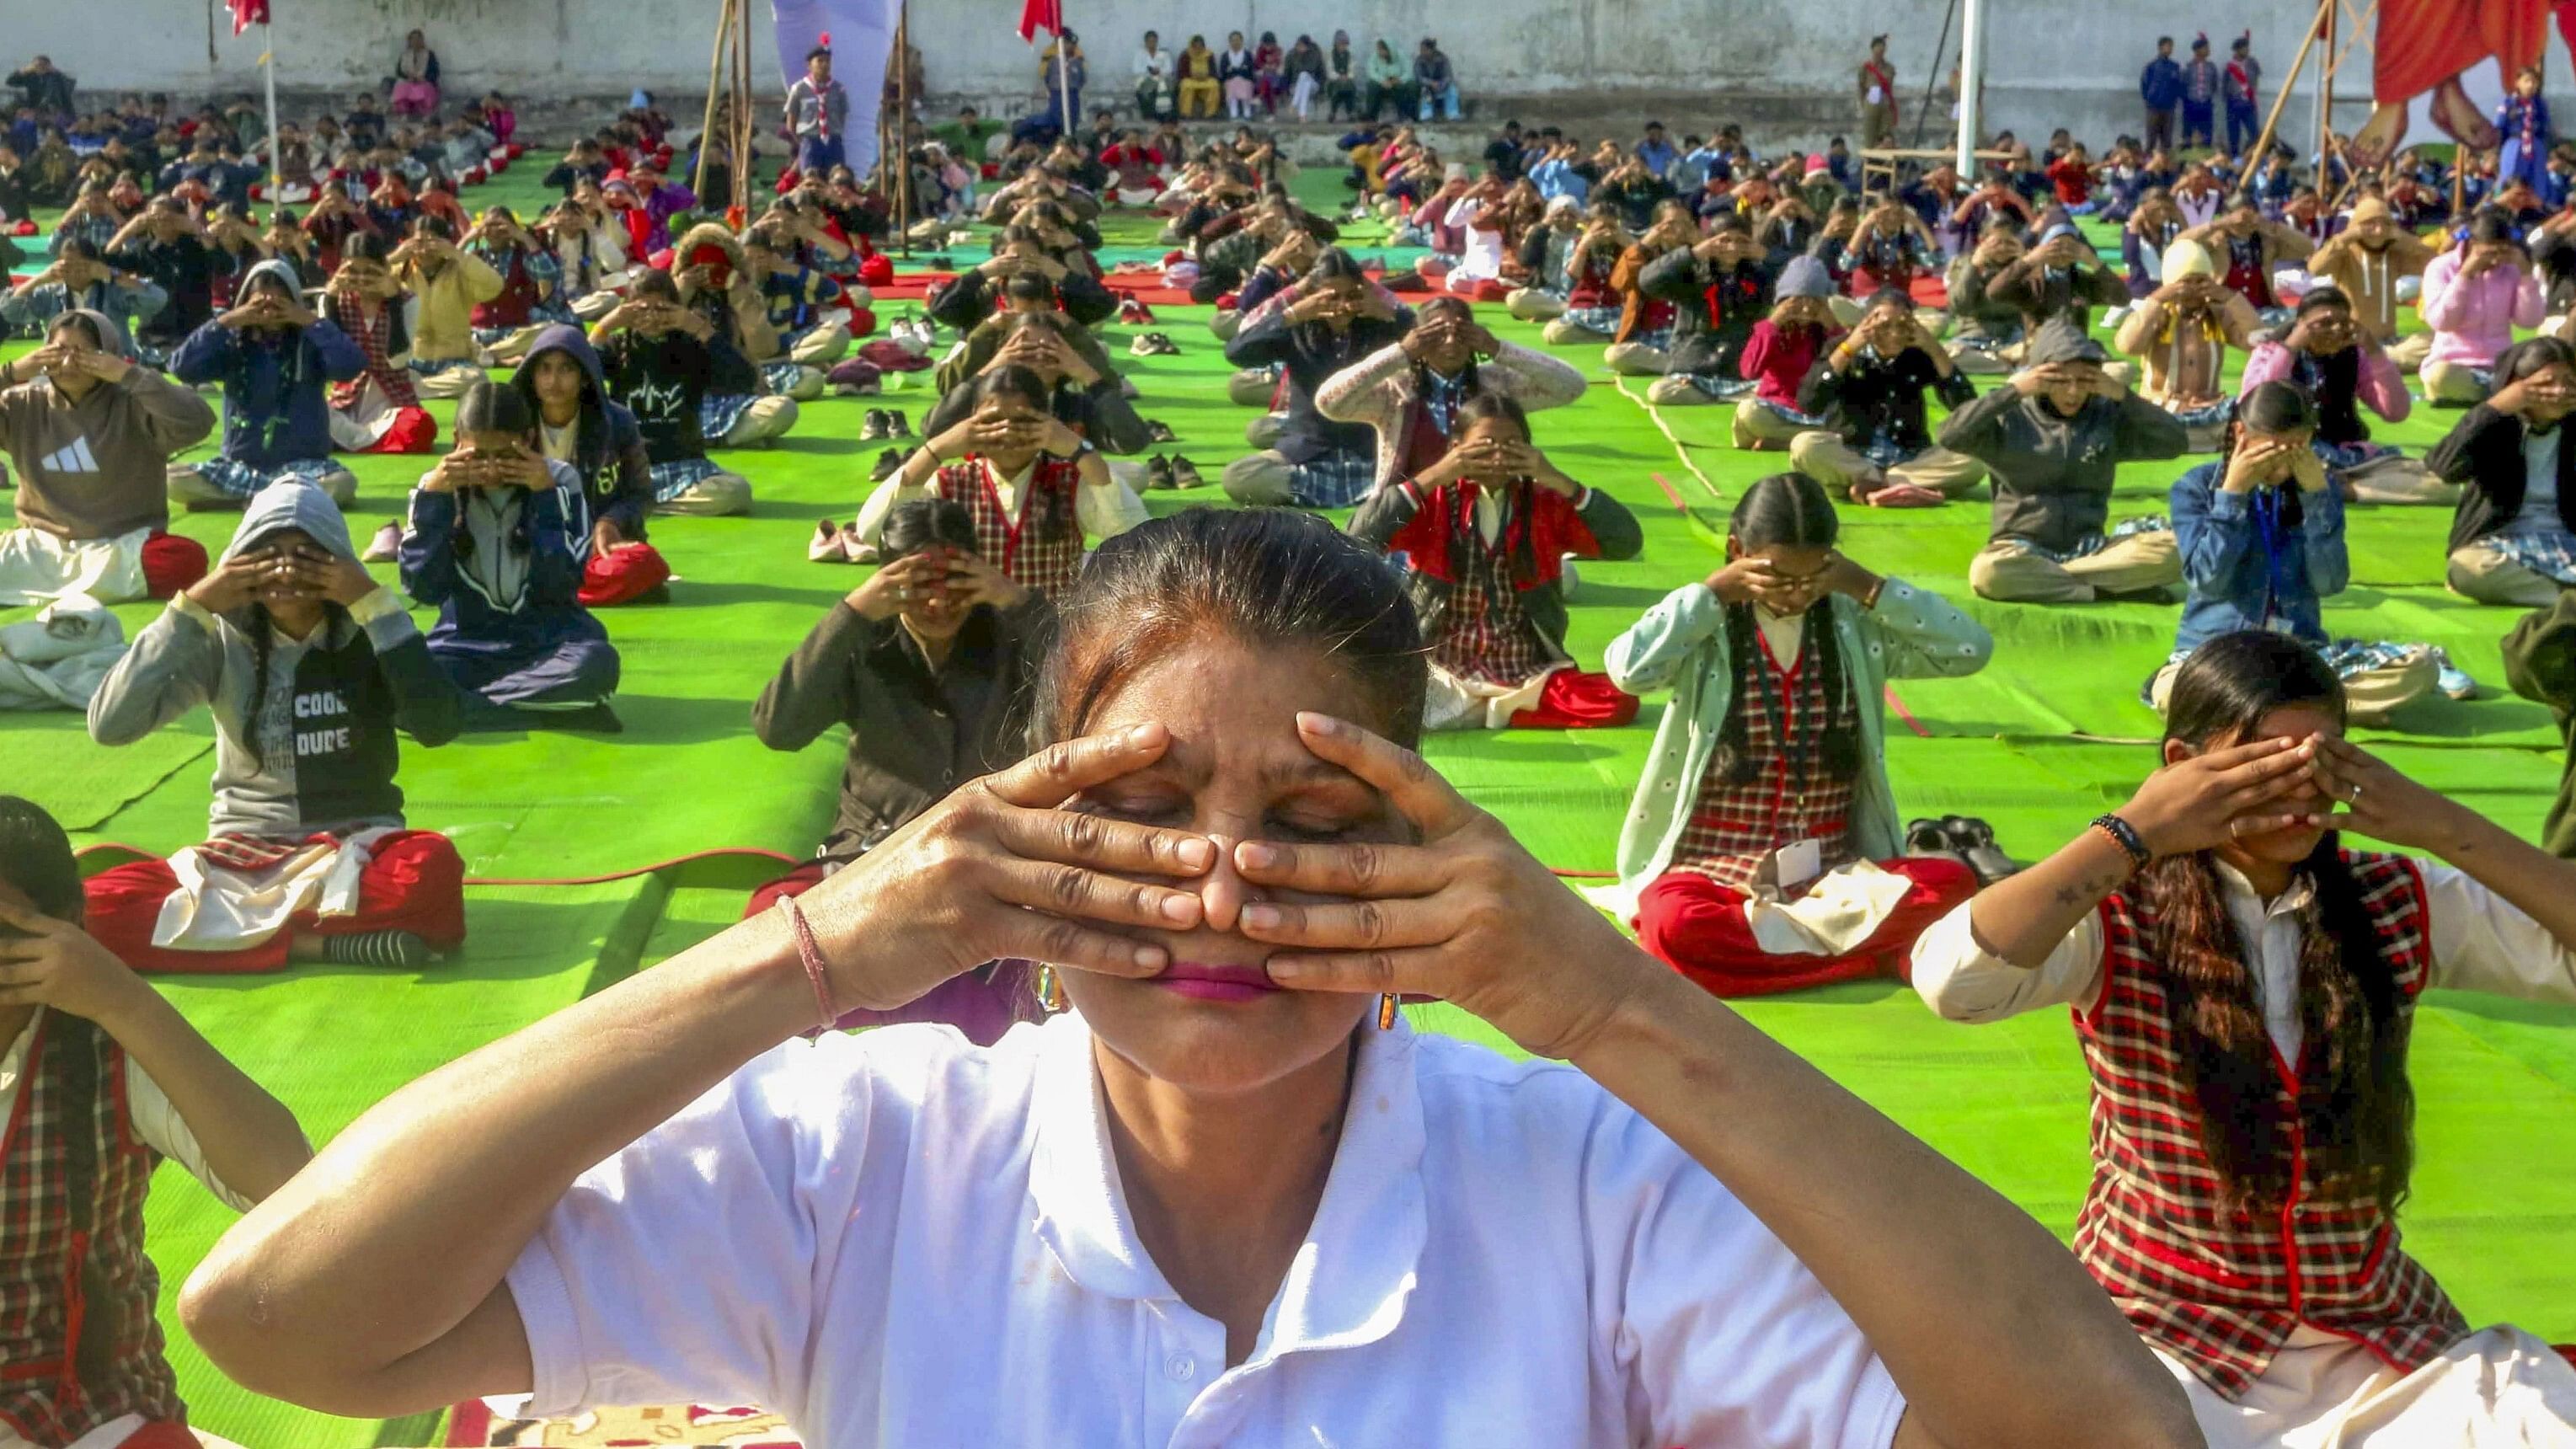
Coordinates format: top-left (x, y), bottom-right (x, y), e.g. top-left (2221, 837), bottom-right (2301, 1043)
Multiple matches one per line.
top-left (399, 249), bottom-right (503, 362)
top-left (1312, 339), bottom-right (1587, 494)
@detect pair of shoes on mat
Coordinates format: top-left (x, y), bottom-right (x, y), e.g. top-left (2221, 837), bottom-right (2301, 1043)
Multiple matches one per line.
top-left (1130, 332), bottom-right (1181, 357)
top-left (810, 519), bottom-right (879, 565)
top-left (1118, 296), bottom-right (1157, 325)
top-left (1143, 419), bottom-right (1178, 443)
top-left (2426, 646), bottom-right (2479, 701)
top-left (888, 317), bottom-right (937, 355)
top-left (859, 408), bottom-right (912, 441)
top-left (361, 521), bottom-right (402, 563)
top-left (868, 446), bottom-right (907, 484)
top-left (1905, 816), bottom-right (2018, 886)
top-left (1143, 455), bottom-right (1203, 490)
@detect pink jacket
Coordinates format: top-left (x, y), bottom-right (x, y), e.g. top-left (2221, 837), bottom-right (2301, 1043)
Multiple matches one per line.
top-left (2237, 341), bottom-right (2410, 424)
top-left (2418, 249), bottom-right (2544, 369)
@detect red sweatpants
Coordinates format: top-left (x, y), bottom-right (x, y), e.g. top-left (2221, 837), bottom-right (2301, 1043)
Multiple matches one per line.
top-left (83, 830), bottom-right (468, 974)
top-left (139, 531), bottom-right (208, 599)
top-left (1635, 857), bottom-right (1977, 998)
top-left (577, 542), bottom-right (673, 607)
top-left (345, 405), bottom-right (440, 455)
top-left (1507, 669), bottom-right (1640, 730)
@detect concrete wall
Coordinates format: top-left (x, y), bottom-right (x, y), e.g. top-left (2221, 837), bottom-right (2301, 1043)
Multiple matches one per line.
top-left (18, 0), bottom-right (2568, 158)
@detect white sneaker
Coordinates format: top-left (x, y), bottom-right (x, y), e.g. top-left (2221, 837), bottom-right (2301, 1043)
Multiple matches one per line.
top-left (361, 521), bottom-right (401, 563)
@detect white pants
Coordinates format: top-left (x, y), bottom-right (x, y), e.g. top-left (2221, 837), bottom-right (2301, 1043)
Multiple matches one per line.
top-left (2163, 1323), bottom-right (2576, 1448)
top-left (0, 526), bottom-right (148, 607)
top-left (1290, 72), bottom-right (1318, 119)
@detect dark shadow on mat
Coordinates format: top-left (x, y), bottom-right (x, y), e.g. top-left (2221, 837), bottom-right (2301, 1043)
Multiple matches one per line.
top-left (428, 693), bottom-right (756, 747)
top-left (659, 579), bottom-right (855, 609)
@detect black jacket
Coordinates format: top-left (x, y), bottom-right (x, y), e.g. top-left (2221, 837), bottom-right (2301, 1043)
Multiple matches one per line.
top-left (752, 596), bottom-right (1053, 864)
top-left (1222, 299), bottom-right (1413, 465)
top-left (2426, 404), bottom-right (2576, 553)
top-left (1798, 346), bottom-right (1975, 457)
top-left (1638, 249), bottom-right (1777, 376)
top-left (599, 326), bottom-right (717, 471)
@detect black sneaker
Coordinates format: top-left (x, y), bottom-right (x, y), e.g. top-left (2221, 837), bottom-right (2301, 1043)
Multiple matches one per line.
top-left (870, 447), bottom-right (906, 482)
top-left (859, 408), bottom-right (889, 440)
top-left (1169, 455), bottom-right (1204, 488)
top-left (1144, 419), bottom-right (1178, 443)
top-left (886, 409), bottom-right (911, 437)
top-left (1940, 815), bottom-right (2018, 886)
top-left (1146, 453), bottom-right (1176, 489)
top-left (1904, 818), bottom-right (1970, 871)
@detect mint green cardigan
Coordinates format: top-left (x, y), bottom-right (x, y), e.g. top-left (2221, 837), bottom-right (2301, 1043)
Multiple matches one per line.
top-left (1595, 579), bottom-right (1994, 917)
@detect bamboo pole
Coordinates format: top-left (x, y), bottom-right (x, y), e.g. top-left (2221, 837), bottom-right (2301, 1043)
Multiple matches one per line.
top-left (735, 0), bottom-right (755, 213)
top-left (895, 0), bottom-right (913, 256)
top-left (2242, 0), bottom-right (2331, 173)
top-left (692, 0), bottom-right (734, 201)
top-left (1911, 0), bottom-right (1959, 150)
top-left (2314, 0), bottom-right (2334, 174)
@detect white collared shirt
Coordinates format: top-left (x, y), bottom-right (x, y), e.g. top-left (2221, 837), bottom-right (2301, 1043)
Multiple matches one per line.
top-left (1911, 858), bottom-right (2576, 1060)
top-left (506, 1014), bottom-right (1903, 1446)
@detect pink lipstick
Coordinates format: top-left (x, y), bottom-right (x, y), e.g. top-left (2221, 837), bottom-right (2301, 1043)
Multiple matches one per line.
top-left (1152, 961), bottom-right (1280, 1003)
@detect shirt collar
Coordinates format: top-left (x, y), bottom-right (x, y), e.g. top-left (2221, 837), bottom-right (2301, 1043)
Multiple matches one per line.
top-left (1029, 1013), bottom-right (1429, 1360)
top-left (2210, 857), bottom-right (2315, 919)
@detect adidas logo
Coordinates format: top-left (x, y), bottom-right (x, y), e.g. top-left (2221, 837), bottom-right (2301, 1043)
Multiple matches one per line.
top-left (41, 436), bottom-right (99, 474)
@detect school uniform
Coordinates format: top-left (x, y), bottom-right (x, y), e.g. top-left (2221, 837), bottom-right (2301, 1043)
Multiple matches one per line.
top-left (510, 325), bottom-right (681, 610)
top-left (593, 321), bottom-right (749, 527)
top-left (1639, 251), bottom-right (1777, 404)
top-left (1730, 319), bottom-right (1835, 449)
top-left (1913, 857), bottom-right (2576, 1446)
top-left (2238, 342), bottom-right (2450, 505)
top-left (2427, 403), bottom-right (2576, 607)
top-left (1601, 579), bottom-right (1990, 997)
top-left (2162, 464), bottom-right (2436, 720)
top-left (503, 1014), bottom-right (1906, 1446)
top-left (398, 457), bottom-right (621, 723)
top-left (320, 293), bottom-right (437, 456)
top-left (857, 451), bottom-right (1144, 602)
top-left (1789, 344), bottom-right (1985, 499)
top-left (1312, 340), bottom-right (1587, 498)
top-left (1219, 292), bottom-right (1412, 508)
top-left (0, 1007), bottom-right (259, 1449)
top-left (1349, 476), bottom-right (1643, 730)
top-left (83, 484), bottom-right (465, 973)
top-left (165, 270), bottom-right (365, 511)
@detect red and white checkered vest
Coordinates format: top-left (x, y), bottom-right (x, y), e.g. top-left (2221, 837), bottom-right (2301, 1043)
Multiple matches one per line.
top-left (933, 456), bottom-right (1087, 602)
top-left (0, 1015), bottom-right (184, 1446)
top-left (2073, 852), bottom-right (2467, 1399)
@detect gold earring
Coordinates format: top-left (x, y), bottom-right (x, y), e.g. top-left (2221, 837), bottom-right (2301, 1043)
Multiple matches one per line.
top-left (1039, 964), bottom-right (1067, 1013)
top-left (1377, 993), bottom-right (1398, 1030)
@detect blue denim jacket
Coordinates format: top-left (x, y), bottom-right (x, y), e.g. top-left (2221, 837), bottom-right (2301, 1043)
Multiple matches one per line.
top-left (2170, 457), bottom-right (2349, 654)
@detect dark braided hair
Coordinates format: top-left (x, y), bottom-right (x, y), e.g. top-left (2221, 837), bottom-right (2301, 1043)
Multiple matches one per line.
top-left (2138, 633), bottom-right (2417, 1216)
top-left (1708, 473), bottom-right (1859, 785)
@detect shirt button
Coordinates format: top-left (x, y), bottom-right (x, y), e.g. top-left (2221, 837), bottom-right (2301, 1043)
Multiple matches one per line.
top-left (1166, 1353), bottom-right (1197, 1382)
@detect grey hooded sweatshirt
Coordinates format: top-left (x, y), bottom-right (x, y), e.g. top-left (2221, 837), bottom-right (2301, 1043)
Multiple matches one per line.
top-left (88, 482), bottom-right (460, 837)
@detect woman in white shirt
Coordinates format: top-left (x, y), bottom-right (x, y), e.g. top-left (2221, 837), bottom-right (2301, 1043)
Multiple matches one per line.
top-left (1911, 628), bottom-right (2576, 1447)
top-left (183, 510), bottom-right (2199, 1449)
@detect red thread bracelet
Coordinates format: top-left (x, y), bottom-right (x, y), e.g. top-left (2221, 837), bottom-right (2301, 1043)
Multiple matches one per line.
top-left (778, 897), bottom-right (840, 1029)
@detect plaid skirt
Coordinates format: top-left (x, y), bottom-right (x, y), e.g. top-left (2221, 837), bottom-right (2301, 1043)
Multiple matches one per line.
top-left (649, 455), bottom-right (728, 501)
top-left (1561, 303), bottom-right (1622, 334)
top-left (408, 358), bottom-right (479, 380)
top-left (186, 456), bottom-right (345, 500)
top-left (700, 394), bottom-right (761, 439)
top-left (1285, 449), bottom-right (1377, 509)
top-left (2164, 637), bottom-right (2424, 679)
top-left (2483, 531), bottom-right (2576, 585)
top-left (1749, 399), bottom-right (1827, 430)
top-left (2000, 513), bottom-right (2169, 564)
top-left (1676, 371), bottom-right (1757, 400)
top-left (2170, 398), bottom-right (2234, 427)
top-left (2314, 440), bottom-right (2403, 469)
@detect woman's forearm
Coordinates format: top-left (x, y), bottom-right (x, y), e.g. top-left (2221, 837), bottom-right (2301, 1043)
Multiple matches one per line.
top-left (2433, 808), bottom-right (2576, 945)
top-left (183, 911), bottom-right (817, 1404)
top-left (1964, 827), bottom-right (2132, 968)
top-left (1572, 967), bottom-right (2197, 1449)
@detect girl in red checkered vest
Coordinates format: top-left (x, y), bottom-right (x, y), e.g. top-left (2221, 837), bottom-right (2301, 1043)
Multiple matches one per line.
top-left (0, 796), bottom-right (310, 1449)
top-left (1913, 630), bottom-right (2576, 1444)
top-left (1347, 393), bottom-right (1643, 731)
top-left (1601, 473), bottom-right (1995, 998)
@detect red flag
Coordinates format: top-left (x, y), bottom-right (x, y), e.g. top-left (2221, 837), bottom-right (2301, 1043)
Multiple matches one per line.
top-left (1016, 0), bottom-right (1061, 43)
top-left (227, 0), bottom-right (270, 33)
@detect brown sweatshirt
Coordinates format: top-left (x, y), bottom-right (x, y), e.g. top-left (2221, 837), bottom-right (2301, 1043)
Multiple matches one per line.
top-left (0, 362), bottom-right (216, 539)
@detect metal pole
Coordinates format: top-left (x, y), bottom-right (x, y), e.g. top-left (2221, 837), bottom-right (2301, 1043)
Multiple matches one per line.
top-left (693, 0), bottom-right (732, 201)
top-left (1056, 23), bottom-right (1072, 140)
top-left (261, 24), bottom-right (283, 200)
top-left (895, 0), bottom-right (913, 256)
top-left (1911, 0), bottom-right (1959, 150)
top-left (2244, 0), bottom-right (2330, 184)
top-left (1953, 0), bottom-right (1982, 177)
top-left (2314, 0), bottom-right (2334, 172)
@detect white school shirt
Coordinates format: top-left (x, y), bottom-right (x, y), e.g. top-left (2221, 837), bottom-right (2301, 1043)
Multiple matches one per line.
top-left (506, 1013), bottom-right (1905, 1448)
top-left (1910, 858), bottom-right (2576, 1060)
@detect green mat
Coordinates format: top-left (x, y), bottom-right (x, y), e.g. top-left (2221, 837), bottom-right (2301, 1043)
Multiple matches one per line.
top-left (0, 163), bottom-right (2572, 1447)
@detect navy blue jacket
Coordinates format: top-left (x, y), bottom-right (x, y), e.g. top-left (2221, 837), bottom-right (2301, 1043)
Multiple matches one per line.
top-left (168, 316), bottom-right (366, 468)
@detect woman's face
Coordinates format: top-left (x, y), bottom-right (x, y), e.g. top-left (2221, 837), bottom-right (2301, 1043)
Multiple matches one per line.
top-left (1227, 31), bottom-right (1243, 47)
top-left (407, 29), bottom-right (425, 46)
top-left (2179, 703), bottom-right (2341, 864)
top-left (975, 392), bottom-right (1047, 453)
top-left (529, 352), bottom-right (585, 412)
top-left (1059, 638), bottom-right (1400, 1094)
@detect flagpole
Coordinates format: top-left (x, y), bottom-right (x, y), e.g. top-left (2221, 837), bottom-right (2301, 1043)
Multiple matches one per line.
top-left (1055, 9), bottom-right (1072, 139)
top-left (261, 22), bottom-right (282, 200)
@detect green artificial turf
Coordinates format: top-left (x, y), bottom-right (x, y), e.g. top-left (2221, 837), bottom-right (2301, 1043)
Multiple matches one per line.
top-left (0, 162), bottom-right (2572, 1446)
